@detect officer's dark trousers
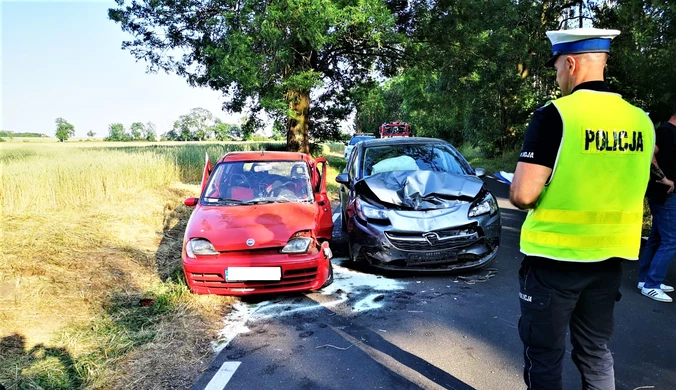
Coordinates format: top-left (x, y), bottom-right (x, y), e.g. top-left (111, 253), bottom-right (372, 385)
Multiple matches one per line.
top-left (518, 256), bottom-right (622, 390)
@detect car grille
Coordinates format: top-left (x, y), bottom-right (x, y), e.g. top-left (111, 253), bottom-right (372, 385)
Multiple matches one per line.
top-left (189, 267), bottom-right (318, 290)
top-left (385, 224), bottom-right (480, 251)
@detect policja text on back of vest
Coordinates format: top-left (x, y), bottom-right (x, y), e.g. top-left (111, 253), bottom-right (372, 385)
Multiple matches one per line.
top-left (584, 129), bottom-right (644, 152)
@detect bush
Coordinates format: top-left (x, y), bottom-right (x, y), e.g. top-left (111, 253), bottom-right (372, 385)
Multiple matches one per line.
top-left (324, 142), bottom-right (346, 154)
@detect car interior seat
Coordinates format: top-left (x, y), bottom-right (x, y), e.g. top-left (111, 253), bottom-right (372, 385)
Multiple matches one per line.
top-left (225, 174), bottom-right (254, 200)
top-left (289, 163), bottom-right (309, 198)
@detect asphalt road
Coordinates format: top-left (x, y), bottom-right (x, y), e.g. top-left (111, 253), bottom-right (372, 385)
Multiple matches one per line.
top-left (193, 177), bottom-right (676, 390)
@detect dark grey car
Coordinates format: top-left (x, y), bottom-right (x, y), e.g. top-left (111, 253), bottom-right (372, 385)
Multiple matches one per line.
top-left (336, 137), bottom-right (501, 272)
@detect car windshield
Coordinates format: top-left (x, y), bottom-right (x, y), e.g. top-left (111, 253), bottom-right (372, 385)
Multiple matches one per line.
top-left (361, 143), bottom-right (472, 178)
top-left (202, 160), bottom-right (313, 205)
top-left (349, 135), bottom-right (375, 145)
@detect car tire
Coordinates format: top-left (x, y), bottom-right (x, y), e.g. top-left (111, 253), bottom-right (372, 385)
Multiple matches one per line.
top-left (321, 261), bottom-right (334, 289)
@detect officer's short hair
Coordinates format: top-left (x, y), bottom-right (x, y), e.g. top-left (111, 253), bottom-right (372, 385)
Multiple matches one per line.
top-left (672, 103), bottom-right (676, 117)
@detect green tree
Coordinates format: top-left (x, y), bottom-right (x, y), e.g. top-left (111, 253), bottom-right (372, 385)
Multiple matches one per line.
top-left (55, 118), bottom-right (75, 142)
top-left (105, 123), bottom-right (130, 141)
top-left (593, 0), bottom-right (676, 121)
top-left (211, 120), bottom-right (241, 141)
top-left (171, 108), bottom-right (216, 141)
top-left (109, 0), bottom-right (406, 153)
top-left (163, 129), bottom-right (179, 141)
top-left (353, 0), bottom-right (573, 155)
top-left (144, 121), bottom-right (157, 142)
top-left (130, 122), bottom-right (145, 140)
top-left (86, 130), bottom-right (96, 139)
top-left (271, 120), bottom-right (286, 141)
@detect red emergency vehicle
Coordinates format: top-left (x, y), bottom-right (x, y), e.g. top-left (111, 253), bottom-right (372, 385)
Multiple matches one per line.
top-left (379, 122), bottom-right (411, 138)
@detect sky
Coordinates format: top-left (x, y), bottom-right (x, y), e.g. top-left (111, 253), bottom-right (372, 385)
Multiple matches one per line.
top-left (1, 0), bottom-right (244, 138)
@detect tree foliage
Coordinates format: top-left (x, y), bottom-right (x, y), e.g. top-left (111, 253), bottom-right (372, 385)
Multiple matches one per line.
top-left (593, 0), bottom-right (676, 122)
top-left (354, 0), bottom-right (676, 156)
top-left (109, 0), bottom-right (676, 155)
top-left (55, 118), bottom-right (75, 142)
top-left (144, 122), bottom-right (158, 141)
top-left (109, 0), bottom-right (406, 152)
top-left (130, 122), bottom-right (145, 140)
top-left (106, 123), bottom-right (130, 141)
top-left (212, 120), bottom-right (242, 141)
top-left (168, 108), bottom-right (216, 141)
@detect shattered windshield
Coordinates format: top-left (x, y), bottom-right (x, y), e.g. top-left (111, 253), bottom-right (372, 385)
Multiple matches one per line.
top-left (202, 160), bottom-right (313, 205)
top-left (361, 143), bottom-right (471, 179)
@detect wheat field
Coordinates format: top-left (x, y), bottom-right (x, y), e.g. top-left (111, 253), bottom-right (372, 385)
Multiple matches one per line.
top-left (0, 142), bottom-right (236, 389)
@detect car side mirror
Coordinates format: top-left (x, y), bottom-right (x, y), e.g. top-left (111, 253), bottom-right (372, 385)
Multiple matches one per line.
top-left (184, 197), bottom-right (198, 207)
top-left (335, 173), bottom-right (349, 185)
top-left (474, 168), bottom-right (486, 177)
top-left (343, 141), bottom-right (348, 146)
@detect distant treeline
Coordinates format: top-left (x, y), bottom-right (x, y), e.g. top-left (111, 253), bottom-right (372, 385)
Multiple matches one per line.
top-left (0, 131), bottom-right (48, 138)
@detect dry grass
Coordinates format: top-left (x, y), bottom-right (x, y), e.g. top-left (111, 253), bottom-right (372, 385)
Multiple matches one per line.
top-left (0, 141), bottom-right (364, 389)
top-left (0, 144), bottom-right (236, 389)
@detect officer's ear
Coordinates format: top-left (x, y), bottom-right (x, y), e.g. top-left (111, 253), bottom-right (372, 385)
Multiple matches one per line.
top-left (565, 55), bottom-right (577, 75)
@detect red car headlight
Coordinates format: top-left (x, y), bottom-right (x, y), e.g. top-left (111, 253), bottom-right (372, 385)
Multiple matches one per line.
top-left (185, 238), bottom-right (218, 258)
top-left (280, 237), bottom-right (312, 254)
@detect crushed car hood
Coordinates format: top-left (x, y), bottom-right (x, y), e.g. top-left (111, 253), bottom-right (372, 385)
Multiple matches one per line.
top-left (186, 202), bottom-right (317, 251)
top-left (356, 170), bottom-right (484, 210)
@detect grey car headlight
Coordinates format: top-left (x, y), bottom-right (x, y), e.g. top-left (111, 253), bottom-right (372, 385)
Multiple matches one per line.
top-left (355, 198), bottom-right (389, 221)
top-left (186, 238), bottom-right (219, 258)
top-left (468, 193), bottom-right (498, 217)
top-left (281, 237), bottom-right (312, 253)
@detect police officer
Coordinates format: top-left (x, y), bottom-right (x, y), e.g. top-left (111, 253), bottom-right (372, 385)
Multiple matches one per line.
top-left (510, 28), bottom-right (654, 389)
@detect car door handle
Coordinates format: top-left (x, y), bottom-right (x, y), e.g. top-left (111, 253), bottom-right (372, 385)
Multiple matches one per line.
top-left (318, 201), bottom-right (326, 206)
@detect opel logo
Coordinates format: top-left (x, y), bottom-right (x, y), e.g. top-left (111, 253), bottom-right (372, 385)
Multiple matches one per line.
top-left (246, 238), bottom-right (255, 247)
top-left (423, 232), bottom-right (440, 246)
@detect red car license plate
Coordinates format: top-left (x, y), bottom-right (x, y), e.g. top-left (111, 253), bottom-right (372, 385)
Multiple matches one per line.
top-left (226, 267), bottom-right (281, 282)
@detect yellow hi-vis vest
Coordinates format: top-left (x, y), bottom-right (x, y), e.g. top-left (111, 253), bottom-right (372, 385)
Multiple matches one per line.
top-left (520, 90), bottom-right (654, 262)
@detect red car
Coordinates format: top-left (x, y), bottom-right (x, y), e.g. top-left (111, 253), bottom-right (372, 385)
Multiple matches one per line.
top-left (181, 151), bottom-right (334, 295)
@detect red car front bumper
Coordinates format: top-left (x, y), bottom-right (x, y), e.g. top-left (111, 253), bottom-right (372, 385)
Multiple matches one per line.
top-left (182, 242), bottom-right (332, 296)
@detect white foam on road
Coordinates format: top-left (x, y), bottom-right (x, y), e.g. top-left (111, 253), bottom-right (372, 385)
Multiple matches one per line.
top-left (211, 301), bottom-right (256, 354)
top-left (254, 294), bottom-right (349, 319)
top-left (211, 258), bottom-right (406, 351)
top-left (353, 293), bottom-right (386, 312)
top-left (321, 260), bottom-right (405, 295)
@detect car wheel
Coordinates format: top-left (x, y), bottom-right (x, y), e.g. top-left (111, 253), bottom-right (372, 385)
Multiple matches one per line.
top-left (321, 261), bottom-right (334, 288)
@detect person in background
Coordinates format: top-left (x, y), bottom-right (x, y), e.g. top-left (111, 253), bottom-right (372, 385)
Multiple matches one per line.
top-left (509, 28), bottom-right (655, 389)
top-left (638, 105), bottom-right (676, 302)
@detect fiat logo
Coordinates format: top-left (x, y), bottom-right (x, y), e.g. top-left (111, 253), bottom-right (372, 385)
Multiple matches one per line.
top-left (246, 238), bottom-right (255, 247)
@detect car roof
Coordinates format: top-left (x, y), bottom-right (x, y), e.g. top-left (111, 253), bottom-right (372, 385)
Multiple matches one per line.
top-left (219, 151), bottom-right (310, 163)
top-left (359, 137), bottom-right (451, 148)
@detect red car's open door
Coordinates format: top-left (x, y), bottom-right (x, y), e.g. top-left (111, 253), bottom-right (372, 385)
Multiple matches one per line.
top-left (313, 157), bottom-right (333, 240)
top-left (200, 152), bottom-right (212, 194)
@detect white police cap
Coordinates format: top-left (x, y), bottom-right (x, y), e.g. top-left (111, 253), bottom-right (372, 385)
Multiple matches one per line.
top-left (545, 27), bottom-right (620, 67)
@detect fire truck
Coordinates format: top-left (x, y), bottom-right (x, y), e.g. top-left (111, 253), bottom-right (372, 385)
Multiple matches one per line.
top-left (379, 122), bottom-right (411, 138)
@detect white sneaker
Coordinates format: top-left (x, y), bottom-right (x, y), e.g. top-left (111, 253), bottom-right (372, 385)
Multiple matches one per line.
top-left (637, 282), bottom-right (674, 292)
top-left (641, 288), bottom-right (673, 302)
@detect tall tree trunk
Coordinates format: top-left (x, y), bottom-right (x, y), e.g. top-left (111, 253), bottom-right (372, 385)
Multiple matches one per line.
top-left (286, 89), bottom-right (310, 154)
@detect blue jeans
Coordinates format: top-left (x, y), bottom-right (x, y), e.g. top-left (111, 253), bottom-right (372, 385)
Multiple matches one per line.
top-left (639, 193), bottom-right (676, 289)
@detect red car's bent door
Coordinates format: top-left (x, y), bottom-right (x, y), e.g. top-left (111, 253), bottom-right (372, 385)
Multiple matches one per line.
top-left (313, 157), bottom-right (333, 240)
